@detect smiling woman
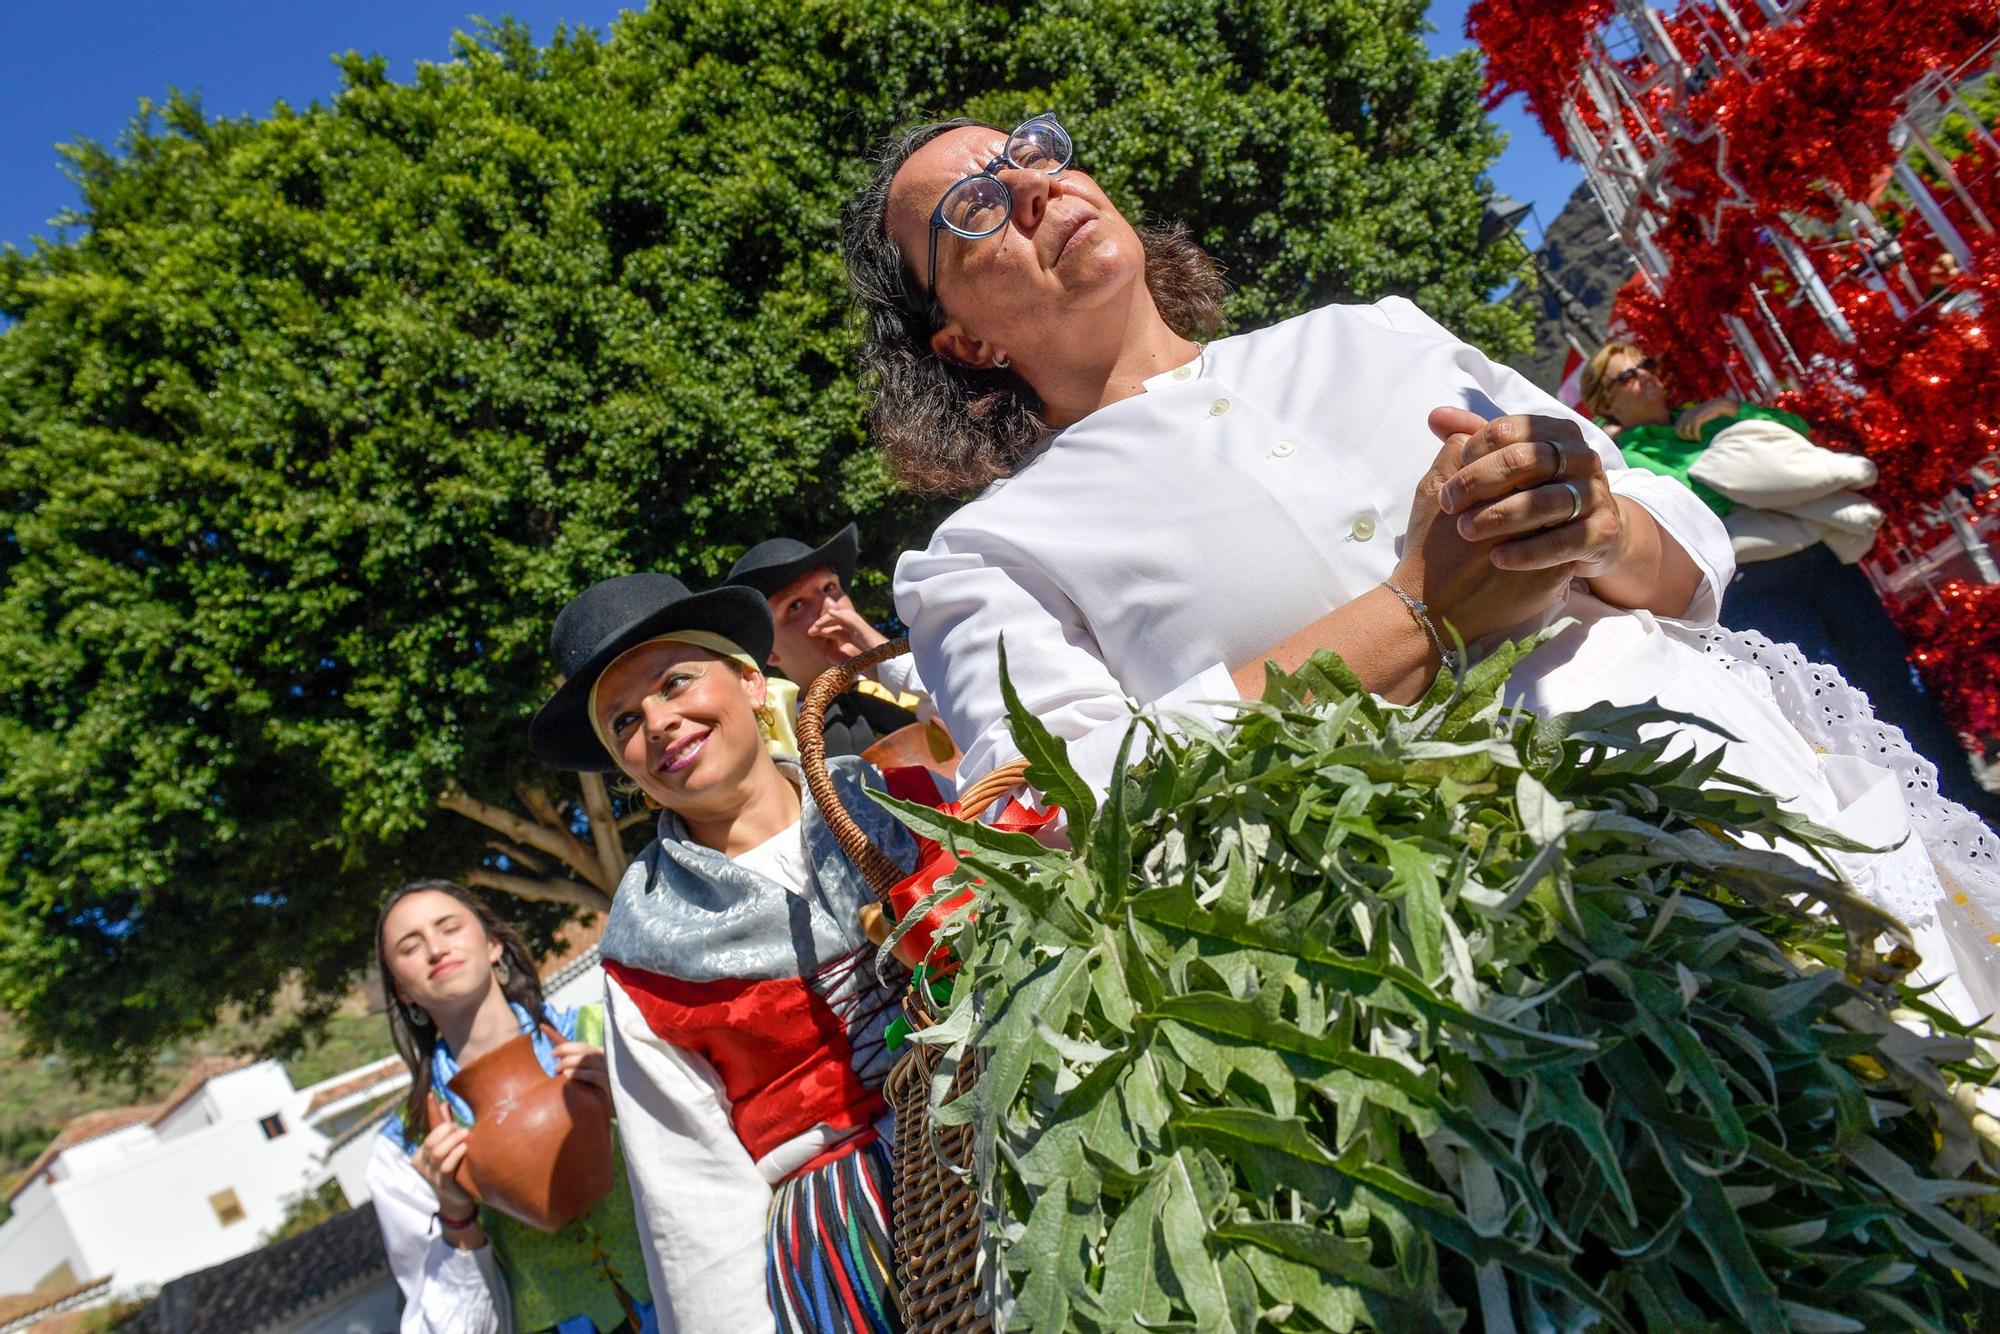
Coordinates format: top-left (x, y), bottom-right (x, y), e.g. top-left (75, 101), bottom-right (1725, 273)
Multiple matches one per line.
top-left (366, 879), bottom-right (655, 1333)
top-left (529, 571), bottom-right (932, 1333)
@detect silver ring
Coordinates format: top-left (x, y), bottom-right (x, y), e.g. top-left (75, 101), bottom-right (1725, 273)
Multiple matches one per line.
top-left (1558, 480), bottom-right (1583, 523)
top-left (1549, 440), bottom-right (1568, 482)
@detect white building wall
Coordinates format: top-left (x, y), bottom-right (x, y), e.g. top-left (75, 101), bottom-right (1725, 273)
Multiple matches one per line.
top-left (545, 958), bottom-right (605, 1014)
top-left (58, 1101), bottom-right (327, 1289)
top-left (325, 1129), bottom-right (385, 1210)
top-left (155, 1063), bottom-right (293, 1140)
top-left (0, 1186), bottom-right (88, 1295)
top-left (47, 1124), bottom-right (156, 1179)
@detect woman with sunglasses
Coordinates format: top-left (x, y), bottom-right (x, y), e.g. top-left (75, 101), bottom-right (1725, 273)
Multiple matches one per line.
top-left (1581, 340), bottom-right (2000, 823)
top-left (1585, 349), bottom-right (1745, 445)
top-left (842, 114), bottom-right (2000, 1021)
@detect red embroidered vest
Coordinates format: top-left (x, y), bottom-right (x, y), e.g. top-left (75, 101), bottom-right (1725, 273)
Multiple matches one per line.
top-left (606, 955), bottom-right (890, 1162)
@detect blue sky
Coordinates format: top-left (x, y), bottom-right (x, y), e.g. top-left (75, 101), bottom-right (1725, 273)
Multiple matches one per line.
top-left (1426, 0), bottom-right (1587, 249)
top-left (0, 1), bottom-right (1583, 255)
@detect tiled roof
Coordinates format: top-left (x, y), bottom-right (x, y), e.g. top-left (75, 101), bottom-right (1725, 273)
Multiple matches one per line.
top-left (122, 1205), bottom-right (388, 1334)
top-left (148, 1055), bottom-right (255, 1127)
top-left (538, 914), bottom-right (606, 983)
top-left (5, 1055), bottom-right (259, 1205)
top-left (0, 1276), bottom-right (111, 1332)
top-left (542, 942), bottom-right (603, 998)
top-left (4, 1107), bottom-right (157, 1204)
top-left (322, 1090), bottom-right (408, 1158)
top-left (302, 1057), bottom-right (405, 1117)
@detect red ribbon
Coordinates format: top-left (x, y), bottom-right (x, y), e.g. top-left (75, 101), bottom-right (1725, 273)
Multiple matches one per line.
top-left (879, 767), bottom-right (1058, 969)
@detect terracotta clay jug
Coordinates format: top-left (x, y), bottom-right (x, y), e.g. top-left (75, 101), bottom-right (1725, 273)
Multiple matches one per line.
top-left (446, 1025), bottom-right (615, 1233)
top-left (861, 719), bottom-right (962, 779)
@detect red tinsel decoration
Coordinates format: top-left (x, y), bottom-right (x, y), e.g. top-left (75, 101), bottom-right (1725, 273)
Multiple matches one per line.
top-left (1472, 0), bottom-right (2000, 748)
top-left (1467, 0), bottom-right (1614, 149)
top-left (1895, 581), bottom-right (2000, 745)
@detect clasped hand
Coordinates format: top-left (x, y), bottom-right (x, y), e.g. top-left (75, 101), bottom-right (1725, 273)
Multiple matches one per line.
top-left (1430, 407), bottom-right (1624, 577)
top-left (1393, 408), bottom-right (1626, 644)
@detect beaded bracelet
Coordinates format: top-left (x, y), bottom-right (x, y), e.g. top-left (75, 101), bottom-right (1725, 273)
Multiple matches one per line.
top-left (1382, 580), bottom-right (1460, 678)
top-left (437, 1205), bottom-right (479, 1231)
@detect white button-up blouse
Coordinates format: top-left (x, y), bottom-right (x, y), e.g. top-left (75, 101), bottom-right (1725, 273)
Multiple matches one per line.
top-left (894, 297), bottom-right (1735, 795)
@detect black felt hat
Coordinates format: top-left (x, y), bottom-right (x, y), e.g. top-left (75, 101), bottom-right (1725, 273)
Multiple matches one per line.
top-left (724, 523), bottom-right (860, 600)
top-left (529, 572), bottom-right (775, 772)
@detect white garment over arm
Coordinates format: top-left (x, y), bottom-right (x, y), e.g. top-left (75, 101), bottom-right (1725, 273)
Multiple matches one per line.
top-left (604, 973), bottom-right (778, 1334)
top-left (870, 653), bottom-right (940, 724)
top-left (366, 1133), bottom-right (512, 1334)
top-left (894, 297), bottom-right (1733, 796)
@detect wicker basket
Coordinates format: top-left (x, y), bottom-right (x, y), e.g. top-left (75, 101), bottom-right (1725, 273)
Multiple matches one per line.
top-left (798, 638), bottom-right (1023, 1333)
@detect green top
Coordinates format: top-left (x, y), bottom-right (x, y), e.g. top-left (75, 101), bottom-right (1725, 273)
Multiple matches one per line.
top-left (1610, 402), bottom-right (1815, 518)
top-left (417, 1002), bottom-right (654, 1333)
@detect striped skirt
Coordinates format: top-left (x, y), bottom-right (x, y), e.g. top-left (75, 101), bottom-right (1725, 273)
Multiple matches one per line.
top-left (766, 1135), bottom-right (902, 1334)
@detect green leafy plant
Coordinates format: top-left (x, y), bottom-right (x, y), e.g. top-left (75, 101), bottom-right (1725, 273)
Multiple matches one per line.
top-left (875, 640), bottom-right (2000, 1331)
top-left (261, 1177), bottom-right (351, 1244)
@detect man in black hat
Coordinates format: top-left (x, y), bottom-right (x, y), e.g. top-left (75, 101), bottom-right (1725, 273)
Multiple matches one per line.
top-left (725, 522), bottom-right (941, 760)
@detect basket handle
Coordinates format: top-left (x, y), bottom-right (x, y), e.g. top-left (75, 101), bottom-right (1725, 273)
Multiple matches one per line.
top-left (797, 638), bottom-right (1032, 898)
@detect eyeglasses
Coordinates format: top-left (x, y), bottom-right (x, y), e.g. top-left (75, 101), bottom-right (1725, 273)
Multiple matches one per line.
top-left (924, 114), bottom-right (1074, 309)
top-left (1604, 357), bottom-right (1658, 393)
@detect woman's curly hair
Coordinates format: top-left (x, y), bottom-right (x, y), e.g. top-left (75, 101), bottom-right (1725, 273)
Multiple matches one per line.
top-left (842, 118), bottom-right (1228, 496)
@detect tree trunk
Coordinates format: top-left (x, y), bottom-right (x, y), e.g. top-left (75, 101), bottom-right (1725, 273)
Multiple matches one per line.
top-left (438, 780), bottom-right (630, 906)
top-left (464, 867), bottom-right (610, 912)
top-left (576, 771), bottom-right (632, 893)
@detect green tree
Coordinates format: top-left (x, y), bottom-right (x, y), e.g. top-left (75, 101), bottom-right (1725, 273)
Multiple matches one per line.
top-left (261, 1178), bottom-right (352, 1244)
top-left (0, 0), bottom-right (1529, 1070)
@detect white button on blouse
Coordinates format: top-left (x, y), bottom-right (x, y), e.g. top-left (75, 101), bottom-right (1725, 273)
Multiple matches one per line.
top-left (896, 298), bottom-right (1734, 795)
top-left (1269, 439), bottom-right (1297, 459)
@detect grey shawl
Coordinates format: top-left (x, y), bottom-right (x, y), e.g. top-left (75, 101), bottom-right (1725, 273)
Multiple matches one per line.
top-left (600, 756), bottom-right (921, 984)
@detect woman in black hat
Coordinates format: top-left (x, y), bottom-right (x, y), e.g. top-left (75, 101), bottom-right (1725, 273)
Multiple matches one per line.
top-left (530, 572), bottom-right (919, 1334)
top-left (725, 523), bottom-right (939, 760)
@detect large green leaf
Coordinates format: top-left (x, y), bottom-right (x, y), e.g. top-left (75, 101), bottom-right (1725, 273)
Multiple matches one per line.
top-left (997, 635), bottom-right (1096, 844)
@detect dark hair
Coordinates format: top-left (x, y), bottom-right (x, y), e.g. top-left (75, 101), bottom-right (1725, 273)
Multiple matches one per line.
top-left (376, 879), bottom-right (549, 1141)
top-left (842, 118), bottom-right (1229, 496)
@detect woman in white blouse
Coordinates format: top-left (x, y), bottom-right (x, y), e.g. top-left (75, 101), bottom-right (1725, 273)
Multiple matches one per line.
top-left (841, 113), bottom-right (2000, 1022)
top-left (367, 880), bottom-right (653, 1334)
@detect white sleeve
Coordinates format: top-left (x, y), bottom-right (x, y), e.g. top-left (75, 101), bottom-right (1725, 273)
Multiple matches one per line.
top-left (1377, 296), bottom-right (1736, 625)
top-left (604, 974), bottom-right (778, 1334)
top-left (894, 534), bottom-right (1237, 799)
top-left (868, 654), bottom-right (939, 724)
top-left (365, 1134), bottom-right (511, 1334)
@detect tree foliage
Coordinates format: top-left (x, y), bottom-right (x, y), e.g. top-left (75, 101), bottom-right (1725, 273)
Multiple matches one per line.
top-left (0, 0), bottom-right (1529, 1068)
top-left (895, 644), bottom-right (2000, 1331)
